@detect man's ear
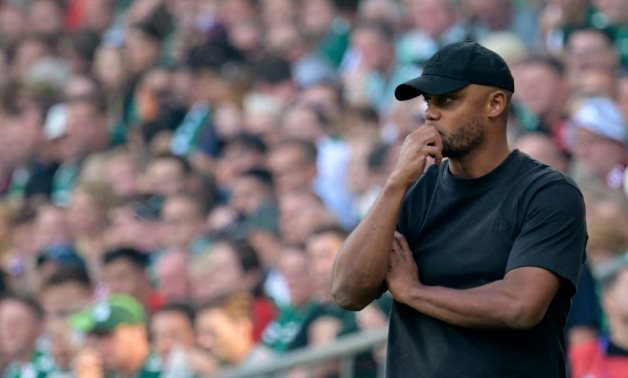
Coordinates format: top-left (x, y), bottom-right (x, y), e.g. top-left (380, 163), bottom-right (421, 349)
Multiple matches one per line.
top-left (486, 91), bottom-right (509, 119)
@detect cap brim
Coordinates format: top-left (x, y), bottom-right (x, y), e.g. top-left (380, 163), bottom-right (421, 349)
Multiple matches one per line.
top-left (69, 310), bottom-right (97, 333)
top-left (394, 75), bottom-right (469, 101)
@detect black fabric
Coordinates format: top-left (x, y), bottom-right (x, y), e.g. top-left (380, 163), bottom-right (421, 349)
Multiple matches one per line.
top-left (389, 150), bottom-right (587, 378)
top-left (395, 41), bottom-right (515, 100)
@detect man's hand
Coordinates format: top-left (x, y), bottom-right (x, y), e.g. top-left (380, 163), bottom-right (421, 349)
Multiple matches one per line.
top-left (388, 125), bottom-right (443, 189)
top-left (386, 232), bottom-right (420, 304)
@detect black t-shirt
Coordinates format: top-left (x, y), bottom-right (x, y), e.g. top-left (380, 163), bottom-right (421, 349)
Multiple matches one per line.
top-left (389, 150), bottom-right (587, 378)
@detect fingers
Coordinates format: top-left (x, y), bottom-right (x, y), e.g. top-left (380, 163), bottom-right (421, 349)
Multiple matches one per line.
top-left (407, 125), bottom-right (443, 162)
top-left (394, 231), bottom-right (411, 252)
top-left (428, 132), bottom-right (444, 165)
top-left (391, 232), bottom-right (413, 267)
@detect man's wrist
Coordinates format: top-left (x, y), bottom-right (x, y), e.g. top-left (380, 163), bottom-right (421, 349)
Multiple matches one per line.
top-left (383, 177), bottom-right (410, 194)
top-left (399, 281), bottom-right (424, 306)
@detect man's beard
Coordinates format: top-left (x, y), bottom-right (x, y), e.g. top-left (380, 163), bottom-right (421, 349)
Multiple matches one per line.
top-left (441, 116), bottom-right (485, 159)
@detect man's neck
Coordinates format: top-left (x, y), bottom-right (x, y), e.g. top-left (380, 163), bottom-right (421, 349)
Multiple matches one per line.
top-left (448, 143), bottom-right (511, 179)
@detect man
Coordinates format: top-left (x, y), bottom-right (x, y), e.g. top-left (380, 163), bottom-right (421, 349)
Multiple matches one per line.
top-left (71, 294), bottom-right (162, 377)
top-left (196, 292), bottom-right (274, 372)
top-left (159, 193), bottom-right (209, 254)
top-left (189, 237), bottom-right (275, 343)
top-left (149, 303), bottom-right (196, 366)
top-left (101, 248), bottom-right (165, 313)
top-left (569, 96), bottom-right (627, 194)
top-left (261, 246), bottom-right (320, 353)
top-left (332, 41), bottom-right (587, 377)
top-left (0, 294), bottom-right (56, 377)
top-left (39, 265), bottom-right (93, 318)
top-left (512, 56), bottom-right (569, 149)
top-left (570, 255), bottom-right (628, 378)
top-left (269, 139), bottom-right (352, 228)
top-left (154, 250), bottom-right (191, 303)
top-left (52, 93), bottom-right (109, 205)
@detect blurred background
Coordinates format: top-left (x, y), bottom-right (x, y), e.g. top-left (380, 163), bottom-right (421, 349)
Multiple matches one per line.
top-left (0, 0), bottom-right (626, 377)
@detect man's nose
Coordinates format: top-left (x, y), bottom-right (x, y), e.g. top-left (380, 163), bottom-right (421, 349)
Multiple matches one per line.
top-left (424, 105), bottom-right (440, 122)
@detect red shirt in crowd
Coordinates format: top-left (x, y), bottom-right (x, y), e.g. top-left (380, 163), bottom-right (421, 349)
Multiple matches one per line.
top-left (569, 338), bottom-right (628, 378)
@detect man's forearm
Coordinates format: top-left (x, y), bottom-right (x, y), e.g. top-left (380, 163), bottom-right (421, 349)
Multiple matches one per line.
top-left (402, 283), bottom-right (523, 329)
top-left (331, 181), bottom-right (407, 310)
top-left (400, 273), bottom-right (556, 330)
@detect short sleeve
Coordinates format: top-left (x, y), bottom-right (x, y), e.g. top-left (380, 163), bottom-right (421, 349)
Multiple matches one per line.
top-left (506, 182), bottom-right (587, 296)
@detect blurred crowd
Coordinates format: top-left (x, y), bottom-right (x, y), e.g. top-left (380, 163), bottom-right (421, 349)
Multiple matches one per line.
top-left (0, 0), bottom-right (626, 377)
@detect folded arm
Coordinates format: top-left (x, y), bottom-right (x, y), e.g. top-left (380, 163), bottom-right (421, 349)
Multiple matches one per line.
top-left (387, 233), bottom-right (561, 329)
top-left (332, 126), bottom-right (443, 311)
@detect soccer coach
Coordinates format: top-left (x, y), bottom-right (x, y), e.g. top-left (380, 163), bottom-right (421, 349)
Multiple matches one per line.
top-left (332, 41), bottom-right (586, 377)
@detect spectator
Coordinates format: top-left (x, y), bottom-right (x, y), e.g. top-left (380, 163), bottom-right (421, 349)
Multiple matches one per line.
top-left (512, 56), bottom-right (569, 149)
top-left (277, 189), bottom-right (338, 246)
top-left (299, 0), bottom-right (351, 68)
top-left (281, 104), bottom-right (354, 226)
top-left (103, 199), bottom-right (162, 252)
top-left (395, 0), bottom-right (468, 65)
top-left (585, 196), bottom-right (628, 269)
top-left (591, 0), bottom-right (628, 66)
top-left (92, 45), bottom-right (129, 129)
top-left (33, 204), bottom-right (71, 254)
top-left (565, 28), bottom-right (620, 76)
top-left (227, 169), bottom-right (280, 267)
top-left (0, 294), bottom-right (55, 377)
top-left (262, 246), bottom-right (320, 353)
top-left (52, 94), bottom-right (109, 205)
top-left (45, 316), bottom-right (78, 377)
top-left (154, 250), bottom-right (191, 303)
top-left (570, 256), bottom-right (628, 378)
top-left (172, 39), bottom-right (244, 159)
top-left (304, 225), bottom-right (385, 376)
top-left (143, 153), bottom-right (194, 201)
top-left (572, 66), bottom-right (617, 98)
top-left (150, 303), bottom-right (196, 366)
top-left (189, 236), bottom-right (276, 342)
top-left (39, 266), bottom-right (93, 318)
top-left (71, 294), bottom-right (161, 377)
top-left (159, 193), bottom-right (209, 253)
top-left (197, 292), bottom-right (275, 370)
top-left (265, 22), bottom-right (338, 89)
top-left (515, 133), bottom-right (569, 172)
top-left (100, 247), bottom-right (165, 313)
top-left (343, 21), bottom-right (416, 115)
top-left (270, 138), bottom-right (353, 227)
top-left (66, 182), bottom-right (117, 275)
top-left (102, 148), bottom-right (142, 200)
top-left (35, 244), bottom-right (87, 292)
top-left (538, 0), bottom-right (595, 55)
top-left (461, 0), bottom-right (539, 50)
top-left (215, 133), bottom-right (268, 190)
top-left (569, 96), bottom-right (627, 193)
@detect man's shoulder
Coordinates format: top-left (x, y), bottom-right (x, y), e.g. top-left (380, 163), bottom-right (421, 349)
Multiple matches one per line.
top-left (514, 151), bottom-right (582, 198)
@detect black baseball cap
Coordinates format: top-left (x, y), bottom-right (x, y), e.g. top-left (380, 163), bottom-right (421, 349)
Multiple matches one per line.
top-left (395, 41), bottom-right (514, 101)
